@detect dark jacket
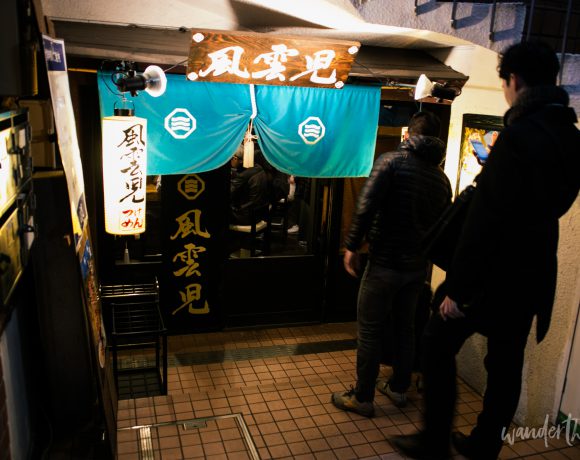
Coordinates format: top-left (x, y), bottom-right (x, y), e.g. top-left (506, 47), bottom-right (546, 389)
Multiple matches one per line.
top-left (446, 86), bottom-right (580, 342)
top-left (345, 135), bottom-right (452, 270)
top-left (230, 164), bottom-right (269, 225)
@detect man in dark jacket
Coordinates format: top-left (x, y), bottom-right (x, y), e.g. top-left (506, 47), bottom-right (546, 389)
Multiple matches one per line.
top-left (331, 112), bottom-right (452, 417)
top-left (230, 146), bottom-right (269, 225)
top-left (394, 42), bottom-right (580, 459)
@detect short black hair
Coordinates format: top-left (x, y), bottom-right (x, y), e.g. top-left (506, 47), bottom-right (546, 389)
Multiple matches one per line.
top-left (408, 111), bottom-right (441, 138)
top-left (233, 144), bottom-right (244, 159)
top-left (498, 41), bottom-right (560, 86)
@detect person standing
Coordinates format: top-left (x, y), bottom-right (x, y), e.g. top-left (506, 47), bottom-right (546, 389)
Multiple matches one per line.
top-left (229, 146), bottom-right (269, 226)
top-left (393, 41), bottom-right (580, 459)
top-left (331, 112), bottom-right (452, 417)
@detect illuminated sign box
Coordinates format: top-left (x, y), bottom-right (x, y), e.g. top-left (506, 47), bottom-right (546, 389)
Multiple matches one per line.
top-left (102, 115), bottom-right (147, 235)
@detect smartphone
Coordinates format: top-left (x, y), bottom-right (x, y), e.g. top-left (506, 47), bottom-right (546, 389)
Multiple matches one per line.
top-left (470, 139), bottom-right (489, 163)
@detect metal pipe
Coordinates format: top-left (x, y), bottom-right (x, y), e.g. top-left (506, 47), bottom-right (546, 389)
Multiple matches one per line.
top-left (558, 0), bottom-right (573, 86)
top-left (451, 0), bottom-right (458, 29)
top-left (526, 0), bottom-right (537, 41)
top-left (489, 0), bottom-right (498, 42)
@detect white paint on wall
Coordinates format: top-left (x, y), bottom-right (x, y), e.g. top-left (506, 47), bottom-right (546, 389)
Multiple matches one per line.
top-left (41, 0), bottom-right (238, 29)
top-left (354, 0), bottom-right (525, 52)
top-left (559, 275), bottom-right (580, 420)
top-left (40, 0), bottom-right (364, 31)
top-left (520, 200), bottom-right (580, 426)
top-left (561, 54), bottom-right (580, 121)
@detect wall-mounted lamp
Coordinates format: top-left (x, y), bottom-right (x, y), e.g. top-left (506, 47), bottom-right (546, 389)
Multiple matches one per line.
top-left (414, 74), bottom-right (460, 102)
top-left (101, 62), bottom-right (167, 236)
top-left (113, 65), bottom-right (167, 97)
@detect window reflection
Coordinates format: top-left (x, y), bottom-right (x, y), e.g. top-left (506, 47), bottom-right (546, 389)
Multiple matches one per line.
top-left (227, 145), bottom-right (315, 258)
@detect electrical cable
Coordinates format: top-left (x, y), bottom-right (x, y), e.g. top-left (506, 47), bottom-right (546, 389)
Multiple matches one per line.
top-left (162, 58), bottom-right (189, 74)
top-left (98, 60), bottom-right (124, 97)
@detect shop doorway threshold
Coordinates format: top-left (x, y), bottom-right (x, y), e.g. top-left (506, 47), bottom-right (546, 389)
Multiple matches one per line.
top-left (117, 338), bottom-right (358, 369)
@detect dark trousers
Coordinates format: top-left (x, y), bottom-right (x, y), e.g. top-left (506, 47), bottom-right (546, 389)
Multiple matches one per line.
top-left (355, 262), bottom-right (426, 402)
top-left (421, 307), bottom-right (534, 458)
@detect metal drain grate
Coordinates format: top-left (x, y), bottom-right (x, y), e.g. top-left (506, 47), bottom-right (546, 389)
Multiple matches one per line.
top-left (138, 426), bottom-right (154, 460)
top-left (119, 413), bottom-right (259, 460)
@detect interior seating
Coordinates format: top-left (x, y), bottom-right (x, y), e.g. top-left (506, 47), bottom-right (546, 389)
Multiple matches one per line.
top-left (229, 203), bottom-right (271, 257)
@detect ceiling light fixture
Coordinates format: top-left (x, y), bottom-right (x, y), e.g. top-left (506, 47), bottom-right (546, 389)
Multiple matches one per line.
top-left (414, 74), bottom-right (460, 101)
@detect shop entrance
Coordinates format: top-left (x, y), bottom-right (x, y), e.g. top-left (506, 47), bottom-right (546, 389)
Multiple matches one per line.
top-left (96, 101), bottom-right (453, 335)
top-left (79, 59), bottom-right (454, 335)
top-left (223, 172), bottom-right (330, 328)
top-left (99, 169), bottom-right (334, 333)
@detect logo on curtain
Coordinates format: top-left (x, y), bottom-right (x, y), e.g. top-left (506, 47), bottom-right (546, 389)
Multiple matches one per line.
top-left (165, 108), bottom-right (197, 139)
top-left (298, 116), bottom-right (326, 145)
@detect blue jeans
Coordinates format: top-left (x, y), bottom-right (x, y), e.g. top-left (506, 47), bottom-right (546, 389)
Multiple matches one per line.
top-left (354, 262), bottom-right (427, 402)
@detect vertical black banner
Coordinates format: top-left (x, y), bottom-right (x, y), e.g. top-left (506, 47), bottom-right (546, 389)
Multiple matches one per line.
top-left (161, 167), bottom-right (229, 333)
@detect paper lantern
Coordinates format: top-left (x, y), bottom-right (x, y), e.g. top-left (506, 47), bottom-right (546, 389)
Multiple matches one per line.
top-left (102, 114), bottom-right (147, 235)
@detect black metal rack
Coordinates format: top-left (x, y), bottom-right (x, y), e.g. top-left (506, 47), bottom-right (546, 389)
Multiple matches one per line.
top-left (100, 279), bottom-right (167, 399)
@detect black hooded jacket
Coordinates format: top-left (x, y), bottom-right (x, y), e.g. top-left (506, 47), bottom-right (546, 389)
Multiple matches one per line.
top-left (230, 164), bottom-right (269, 225)
top-left (445, 86), bottom-right (580, 342)
top-left (345, 135), bottom-right (452, 270)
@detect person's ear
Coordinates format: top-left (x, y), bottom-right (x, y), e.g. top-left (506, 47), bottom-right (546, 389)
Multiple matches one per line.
top-left (511, 73), bottom-right (525, 92)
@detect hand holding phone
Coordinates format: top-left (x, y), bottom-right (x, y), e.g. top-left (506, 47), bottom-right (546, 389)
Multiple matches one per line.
top-left (470, 139), bottom-right (489, 163)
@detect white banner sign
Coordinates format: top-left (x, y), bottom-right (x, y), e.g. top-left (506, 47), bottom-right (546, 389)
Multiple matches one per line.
top-left (42, 35), bottom-right (87, 249)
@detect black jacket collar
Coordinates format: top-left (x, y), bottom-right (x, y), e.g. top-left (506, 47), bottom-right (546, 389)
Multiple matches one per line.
top-left (504, 85), bottom-right (571, 126)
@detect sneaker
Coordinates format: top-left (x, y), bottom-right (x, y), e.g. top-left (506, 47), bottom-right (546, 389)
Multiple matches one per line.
top-left (331, 387), bottom-right (375, 417)
top-left (376, 379), bottom-right (407, 407)
top-left (287, 225), bottom-right (299, 234)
